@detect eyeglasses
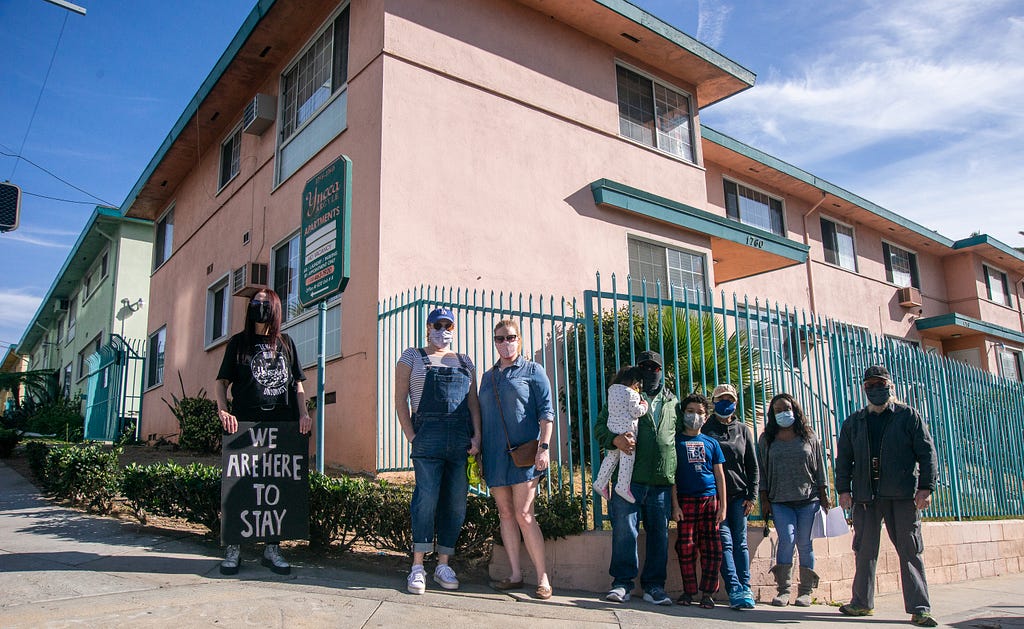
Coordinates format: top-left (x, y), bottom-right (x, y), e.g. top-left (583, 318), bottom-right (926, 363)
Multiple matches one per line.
top-left (494, 334), bottom-right (518, 343)
top-left (431, 321), bottom-right (454, 331)
top-left (640, 363), bottom-right (661, 372)
top-left (251, 300), bottom-right (269, 307)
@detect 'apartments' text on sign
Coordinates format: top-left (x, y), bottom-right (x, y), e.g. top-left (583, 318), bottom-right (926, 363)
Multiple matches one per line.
top-left (299, 155), bottom-right (352, 306)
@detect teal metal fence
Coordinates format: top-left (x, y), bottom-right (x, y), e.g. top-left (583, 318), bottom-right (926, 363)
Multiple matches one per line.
top-left (378, 275), bottom-right (1024, 527)
top-left (82, 335), bottom-right (146, 442)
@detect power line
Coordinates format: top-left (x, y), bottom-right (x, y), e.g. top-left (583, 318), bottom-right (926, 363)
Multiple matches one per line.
top-left (0, 148), bottom-right (116, 207)
top-left (10, 12), bottom-right (69, 182)
top-left (23, 190), bottom-right (107, 205)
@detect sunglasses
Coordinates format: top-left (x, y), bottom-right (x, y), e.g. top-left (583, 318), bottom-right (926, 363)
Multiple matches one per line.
top-left (494, 334), bottom-right (518, 343)
top-left (431, 321), bottom-right (454, 331)
top-left (640, 363), bottom-right (662, 372)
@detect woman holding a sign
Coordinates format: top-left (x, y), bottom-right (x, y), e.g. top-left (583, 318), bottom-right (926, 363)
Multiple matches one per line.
top-left (757, 393), bottom-right (830, 606)
top-left (479, 319), bottom-right (555, 600)
top-left (395, 307), bottom-right (482, 595)
top-left (215, 289), bottom-right (311, 576)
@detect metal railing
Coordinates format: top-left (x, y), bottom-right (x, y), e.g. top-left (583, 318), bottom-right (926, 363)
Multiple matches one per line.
top-left (378, 275), bottom-right (1024, 526)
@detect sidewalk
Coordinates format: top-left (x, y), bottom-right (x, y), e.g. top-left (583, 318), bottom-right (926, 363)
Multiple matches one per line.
top-left (1, 461), bottom-right (1021, 628)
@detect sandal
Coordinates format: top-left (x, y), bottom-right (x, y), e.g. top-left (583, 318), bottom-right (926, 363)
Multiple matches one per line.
top-left (676, 593), bottom-right (693, 606)
top-left (699, 594), bottom-right (716, 609)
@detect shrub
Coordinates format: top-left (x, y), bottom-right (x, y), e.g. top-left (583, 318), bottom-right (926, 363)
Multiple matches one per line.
top-left (25, 440), bottom-right (51, 478)
top-left (308, 471), bottom-right (377, 550)
top-left (121, 461), bottom-right (221, 533)
top-left (40, 443), bottom-right (122, 512)
top-left (163, 372), bottom-right (221, 454)
top-left (0, 428), bottom-right (21, 457)
top-left (459, 493), bottom-right (500, 559)
top-left (362, 480), bottom-right (414, 554)
top-left (535, 488), bottom-right (586, 539)
top-left (26, 397), bottom-right (84, 442)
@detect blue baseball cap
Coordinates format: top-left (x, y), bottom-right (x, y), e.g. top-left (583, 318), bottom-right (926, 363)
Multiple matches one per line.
top-left (427, 307), bottom-right (455, 325)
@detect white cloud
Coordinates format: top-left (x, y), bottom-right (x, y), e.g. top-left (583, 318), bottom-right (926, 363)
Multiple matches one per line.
top-left (0, 290), bottom-right (42, 346)
top-left (1, 231), bottom-right (74, 249)
top-left (696, 0), bottom-right (731, 48)
top-left (705, 0), bottom-right (1024, 244)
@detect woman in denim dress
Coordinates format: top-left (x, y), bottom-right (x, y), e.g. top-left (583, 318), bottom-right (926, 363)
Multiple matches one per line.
top-left (479, 319), bottom-right (555, 599)
top-left (394, 307), bottom-right (482, 595)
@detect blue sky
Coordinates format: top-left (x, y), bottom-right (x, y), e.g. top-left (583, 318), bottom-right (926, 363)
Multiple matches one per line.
top-left (2, 0), bottom-right (1022, 350)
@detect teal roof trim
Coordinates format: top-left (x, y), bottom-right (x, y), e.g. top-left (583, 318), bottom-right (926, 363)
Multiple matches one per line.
top-left (952, 234), bottom-right (1024, 265)
top-left (591, 178), bottom-right (809, 263)
top-left (594, 0), bottom-right (755, 89)
top-left (119, 0), bottom-right (277, 215)
top-left (701, 126), bottom-right (957, 248)
top-left (17, 207), bottom-right (152, 353)
top-left (915, 312), bottom-right (1024, 345)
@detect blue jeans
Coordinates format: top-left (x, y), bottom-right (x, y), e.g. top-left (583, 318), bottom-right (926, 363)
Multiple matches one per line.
top-left (608, 482), bottom-right (671, 593)
top-left (410, 418), bottom-right (470, 555)
top-left (719, 497), bottom-right (750, 593)
top-left (771, 500), bottom-right (819, 568)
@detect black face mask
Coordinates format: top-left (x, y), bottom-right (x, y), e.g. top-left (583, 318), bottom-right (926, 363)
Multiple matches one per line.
top-left (247, 300), bottom-right (271, 324)
top-left (641, 369), bottom-right (662, 395)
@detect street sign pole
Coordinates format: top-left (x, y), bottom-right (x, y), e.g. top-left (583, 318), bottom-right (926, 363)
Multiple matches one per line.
top-left (316, 300), bottom-right (327, 473)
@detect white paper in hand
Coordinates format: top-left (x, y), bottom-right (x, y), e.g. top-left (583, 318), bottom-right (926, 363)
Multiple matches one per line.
top-left (810, 506), bottom-right (850, 539)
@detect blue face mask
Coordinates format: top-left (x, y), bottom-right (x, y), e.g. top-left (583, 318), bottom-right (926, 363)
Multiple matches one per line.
top-left (775, 410), bottom-right (796, 428)
top-left (865, 385), bottom-right (890, 406)
top-left (714, 399), bottom-right (736, 417)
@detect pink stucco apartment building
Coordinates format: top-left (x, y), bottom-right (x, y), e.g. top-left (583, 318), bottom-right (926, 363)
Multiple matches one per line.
top-left (121, 0), bottom-right (1024, 472)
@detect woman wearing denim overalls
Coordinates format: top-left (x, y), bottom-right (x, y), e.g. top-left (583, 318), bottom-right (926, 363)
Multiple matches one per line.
top-left (395, 307), bottom-right (482, 594)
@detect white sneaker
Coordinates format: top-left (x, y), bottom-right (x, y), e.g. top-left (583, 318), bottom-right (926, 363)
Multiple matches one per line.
top-left (261, 544), bottom-right (291, 575)
top-left (220, 544), bottom-right (240, 575)
top-left (434, 564), bottom-right (460, 590)
top-left (407, 566), bottom-right (427, 594)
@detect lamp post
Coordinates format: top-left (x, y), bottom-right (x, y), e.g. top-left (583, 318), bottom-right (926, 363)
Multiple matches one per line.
top-left (118, 297), bottom-right (144, 338)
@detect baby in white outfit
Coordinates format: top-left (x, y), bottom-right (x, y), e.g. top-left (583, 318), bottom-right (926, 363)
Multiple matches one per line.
top-left (593, 365), bottom-right (649, 503)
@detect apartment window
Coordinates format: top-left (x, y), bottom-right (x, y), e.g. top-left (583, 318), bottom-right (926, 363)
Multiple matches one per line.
top-left (277, 6), bottom-right (350, 183)
top-left (56, 317), bottom-right (64, 343)
top-left (66, 295), bottom-right (78, 343)
top-left (81, 275), bottom-right (91, 303)
top-left (147, 327), bottom-right (166, 388)
top-left (273, 234), bottom-right (302, 323)
top-left (78, 334), bottom-right (102, 380)
top-left (741, 306), bottom-right (800, 366)
top-left (62, 364), bottom-right (72, 398)
top-left (628, 237), bottom-right (707, 303)
top-left (821, 217), bottom-right (857, 272)
top-left (998, 347), bottom-right (1023, 382)
top-left (219, 124), bottom-right (242, 189)
top-left (206, 275), bottom-right (230, 346)
top-left (984, 265), bottom-right (1012, 306)
top-left (724, 179), bottom-right (784, 236)
top-left (154, 206), bottom-right (174, 270)
top-left (883, 242), bottom-right (920, 288)
top-left (100, 251), bottom-right (108, 278)
top-left (885, 335), bottom-right (921, 350)
top-left (616, 65), bottom-right (694, 163)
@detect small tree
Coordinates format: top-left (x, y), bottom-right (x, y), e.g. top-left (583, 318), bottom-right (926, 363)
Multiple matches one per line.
top-left (163, 372), bottom-right (221, 453)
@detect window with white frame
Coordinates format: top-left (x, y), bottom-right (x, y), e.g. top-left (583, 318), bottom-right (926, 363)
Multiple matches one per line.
top-left (154, 206), bottom-right (174, 270)
top-left (277, 6), bottom-right (350, 183)
top-left (984, 264), bottom-right (1012, 306)
top-left (885, 334), bottom-right (920, 350)
top-left (627, 237), bottom-right (707, 303)
top-left (147, 327), bottom-right (166, 388)
top-left (206, 275), bottom-right (231, 347)
top-left (272, 233), bottom-right (341, 366)
top-left (616, 65), bottom-right (695, 163)
top-left (820, 217), bottom-right (857, 272)
top-left (883, 242), bottom-right (920, 288)
top-left (998, 347), bottom-right (1023, 382)
top-left (724, 179), bottom-right (785, 236)
top-left (740, 305), bottom-right (800, 366)
top-left (219, 124), bottom-right (242, 190)
top-left (81, 250), bottom-right (109, 303)
top-left (78, 334), bottom-right (102, 380)
top-left (62, 363), bottom-right (72, 398)
top-left (66, 294), bottom-right (78, 343)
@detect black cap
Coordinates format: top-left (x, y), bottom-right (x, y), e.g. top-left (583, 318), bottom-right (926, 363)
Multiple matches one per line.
top-left (863, 365), bottom-right (891, 382)
top-left (638, 350), bottom-right (663, 368)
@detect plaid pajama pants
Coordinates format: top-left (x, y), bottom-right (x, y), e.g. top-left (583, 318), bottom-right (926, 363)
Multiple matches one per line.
top-left (674, 494), bottom-right (722, 595)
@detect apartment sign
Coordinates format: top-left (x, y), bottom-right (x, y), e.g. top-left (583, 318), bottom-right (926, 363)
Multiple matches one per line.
top-left (299, 155), bottom-right (352, 306)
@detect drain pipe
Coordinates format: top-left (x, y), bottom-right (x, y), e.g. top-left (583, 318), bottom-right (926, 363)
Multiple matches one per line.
top-left (802, 192), bottom-right (828, 315)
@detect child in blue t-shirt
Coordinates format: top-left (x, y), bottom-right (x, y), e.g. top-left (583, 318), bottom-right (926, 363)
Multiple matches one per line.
top-left (672, 393), bottom-right (727, 609)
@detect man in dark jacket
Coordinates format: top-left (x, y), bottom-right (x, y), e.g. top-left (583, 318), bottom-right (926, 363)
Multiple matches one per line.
top-left (835, 365), bottom-right (939, 628)
top-left (594, 351), bottom-right (678, 607)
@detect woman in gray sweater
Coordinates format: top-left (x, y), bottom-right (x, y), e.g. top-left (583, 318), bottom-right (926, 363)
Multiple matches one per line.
top-left (757, 393), bottom-right (831, 607)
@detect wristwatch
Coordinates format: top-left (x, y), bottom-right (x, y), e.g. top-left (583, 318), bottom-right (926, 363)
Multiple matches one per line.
top-left (539, 442), bottom-right (549, 451)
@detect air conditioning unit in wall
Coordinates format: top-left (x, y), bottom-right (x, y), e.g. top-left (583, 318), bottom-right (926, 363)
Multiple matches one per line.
top-left (243, 94), bottom-right (275, 136)
top-left (231, 262), bottom-right (269, 298)
top-left (54, 298), bottom-right (70, 313)
top-left (897, 286), bottom-right (923, 308)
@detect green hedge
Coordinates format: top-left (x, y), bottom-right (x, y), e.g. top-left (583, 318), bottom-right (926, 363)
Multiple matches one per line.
top-left (0, 428), bottom-right (21, 458)
top-left (24, 442), bottom-right (585, 557)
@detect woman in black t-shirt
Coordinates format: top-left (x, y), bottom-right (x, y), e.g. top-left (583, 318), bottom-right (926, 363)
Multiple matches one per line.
top-left (215, 289), bottom-right (311, 575)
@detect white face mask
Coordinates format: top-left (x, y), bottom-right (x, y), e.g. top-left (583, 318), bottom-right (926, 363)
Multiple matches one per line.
top-left (683, 412), bottom-right (705, 431)
top-left (428, 329), bottom-right (453, 349)
top-left (496, 340), bottom-right (518, 359)
top-left (775, 410), bottom-right (796, 428)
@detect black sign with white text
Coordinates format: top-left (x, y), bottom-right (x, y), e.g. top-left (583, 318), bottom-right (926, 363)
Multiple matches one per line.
top-left (221, 422), bottom-right (309, 544)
